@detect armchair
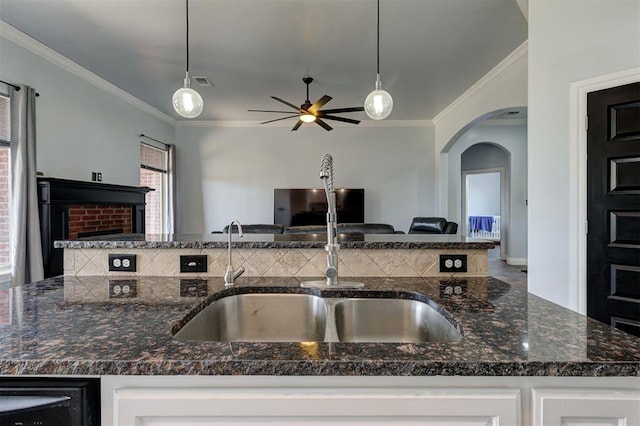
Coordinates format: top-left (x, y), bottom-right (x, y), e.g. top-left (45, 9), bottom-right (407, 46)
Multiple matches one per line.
top-left (408, 217), bottom-right (458, 235)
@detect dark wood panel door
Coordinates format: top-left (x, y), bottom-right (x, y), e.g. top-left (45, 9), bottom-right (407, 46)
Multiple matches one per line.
top-left (587, 82), bottom-right (640, 337)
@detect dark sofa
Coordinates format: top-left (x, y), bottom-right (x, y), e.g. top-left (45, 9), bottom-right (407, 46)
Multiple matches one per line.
top-left (223, 224), bottom-right (284, 234)
top-left (222, 223), bottom-right (403, 234)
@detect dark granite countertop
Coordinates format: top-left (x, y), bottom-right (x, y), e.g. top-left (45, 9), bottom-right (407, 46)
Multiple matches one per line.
top-left (54, 233), bottom-right (495, 250)
top-left (0, 276), bottom-right (638, 377)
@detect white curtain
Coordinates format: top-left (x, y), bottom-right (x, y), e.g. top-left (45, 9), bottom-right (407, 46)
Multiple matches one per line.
top-left (10, 85), bottom-right (43, 286)
top-left (166, 143), bottom-right (177, 234)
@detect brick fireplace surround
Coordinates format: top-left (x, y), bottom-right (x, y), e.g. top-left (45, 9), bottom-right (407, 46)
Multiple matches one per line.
top-left (38, 178), bottom-right (150, 278)
top-left (67, 205), bottom-right (133, 239)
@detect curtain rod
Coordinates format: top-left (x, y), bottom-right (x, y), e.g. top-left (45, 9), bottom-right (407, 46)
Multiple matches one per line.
top-left (0, 79), bottom-right (40, 97)
top-left (140, 133), bottom-right (170, 147)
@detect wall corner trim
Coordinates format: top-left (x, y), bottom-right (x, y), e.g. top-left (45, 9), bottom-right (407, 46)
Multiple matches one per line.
top-left (0, 20), bottom-right (177, 126)
top-left (506, 257), bottom-right (527, 266)
top-left (433, 41), bottom-right (528, 126)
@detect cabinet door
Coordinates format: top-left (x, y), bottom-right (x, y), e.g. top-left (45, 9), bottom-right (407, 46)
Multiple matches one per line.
top-left (114, 387), bottom-right (520, 426)
top-left (532, 388), bottom-right (640, 426)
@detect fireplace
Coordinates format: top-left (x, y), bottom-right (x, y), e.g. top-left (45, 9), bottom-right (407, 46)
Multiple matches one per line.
top-left (38, 178), bottom-right (150, 278)
top-left (67, 204), bottom-right (133, 239)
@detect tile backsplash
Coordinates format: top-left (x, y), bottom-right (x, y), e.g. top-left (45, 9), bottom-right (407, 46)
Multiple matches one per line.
top-left (64, 248), bottom-right (488, 278)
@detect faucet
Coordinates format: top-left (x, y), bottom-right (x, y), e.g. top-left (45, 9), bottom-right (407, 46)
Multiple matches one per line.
top-left (320, 154), bottom-right (339, 285)
top-left (301, 154), bottom-right (363, 289)
top-left (224, 220), bottom-right (245, 287)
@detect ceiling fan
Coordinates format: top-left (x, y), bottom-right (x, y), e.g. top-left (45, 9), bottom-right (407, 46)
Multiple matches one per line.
top-left (248, 77), bottom-right (364, 131)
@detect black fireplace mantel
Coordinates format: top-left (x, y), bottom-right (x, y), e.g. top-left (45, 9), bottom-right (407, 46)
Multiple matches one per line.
top-left (38, 177), bottom-right (151, 205)
top-left (37, 177), bottom-right (151, 278)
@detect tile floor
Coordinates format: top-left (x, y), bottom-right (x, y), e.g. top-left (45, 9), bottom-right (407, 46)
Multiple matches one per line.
top-left (487, 245), bottom-right (527, 289)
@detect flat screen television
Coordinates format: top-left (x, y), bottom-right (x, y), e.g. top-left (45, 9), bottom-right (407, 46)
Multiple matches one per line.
top-left (274, 188), bottom-right (365, 226)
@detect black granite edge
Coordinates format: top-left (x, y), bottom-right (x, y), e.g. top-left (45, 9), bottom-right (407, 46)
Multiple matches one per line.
top-left (54, 241), bottom-right (494, 250)
top-left (2, 360), bottom-right (637, 377)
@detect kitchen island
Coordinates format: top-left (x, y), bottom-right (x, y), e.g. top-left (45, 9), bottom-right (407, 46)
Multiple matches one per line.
top-left (0, 274), bottom-right (638, 424)
top-left (55, 233), bottom-right (495, 278)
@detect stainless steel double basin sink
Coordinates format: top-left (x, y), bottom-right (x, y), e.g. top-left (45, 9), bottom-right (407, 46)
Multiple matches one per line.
top-left (173, 291), bottom-right (462, 343)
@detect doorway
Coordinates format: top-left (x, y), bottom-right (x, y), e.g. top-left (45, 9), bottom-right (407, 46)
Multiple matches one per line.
top-left (463, 168), bottom-right (506, 259)
top-left (586, 82), bottom-right (640, 337)
top-left (461, 142), bottom-right (510, 260)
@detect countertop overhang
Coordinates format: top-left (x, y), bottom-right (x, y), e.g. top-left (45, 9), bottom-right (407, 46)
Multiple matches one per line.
top-left (53, 233), bottom-right (496, 250)
top-left (0, 275), bottom-right (638, 377)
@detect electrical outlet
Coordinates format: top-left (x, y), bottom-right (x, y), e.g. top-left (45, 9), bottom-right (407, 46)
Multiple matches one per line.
top-left (180, 255), bottom-right (207, 273)
top-left (439, 254), bottom-right (467, 273)
top-left (91, 172), bottom-right (102, 182)
top-left (109, 280), bottom-right (137, 298)
top-left (108, 254), bottom-right (136, 272)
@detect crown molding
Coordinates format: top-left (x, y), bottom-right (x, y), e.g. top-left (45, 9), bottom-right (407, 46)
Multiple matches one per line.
top-left (0, 20), bottom-right (177, 125)
top-left (433, 41), bottom-right (528, 125)
top-left (175, 119), bottom-right (434, 128)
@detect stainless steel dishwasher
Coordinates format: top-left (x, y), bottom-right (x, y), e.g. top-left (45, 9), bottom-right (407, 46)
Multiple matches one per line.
top-left (0, 377), bottom-right (100, 426)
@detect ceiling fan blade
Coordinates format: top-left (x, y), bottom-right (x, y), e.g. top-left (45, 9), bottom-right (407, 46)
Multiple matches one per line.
top-left (320, 115), bottom-right (361, 125)
top-left (260, 115), bottom-right (300, 124)
top-left (319, 106), bottom-right (364, 114)
top-left (315, 118), bottom-right (333, 131)
top-left (249, 109), bottom-right (299, 114)
top-left (271, 96), bottom-right (304, 112)
top-left (291, 120), bottom-right (304, 131)
top-left (308, 95), bottom-right (332, 114)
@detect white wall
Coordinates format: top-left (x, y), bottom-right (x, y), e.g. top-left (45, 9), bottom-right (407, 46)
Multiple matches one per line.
top-left (446, 125), bottom-right (528, 263)
top-left (467, 173), bottom-right (501, 217)
top-left (528, 0), bottom-right (640, 309)
top-left (0, 33), bottom-right (174, 187)
top-left (174, 123), bottom-right (436, 234)
top-left (434, 43), bottom-right (528, 216)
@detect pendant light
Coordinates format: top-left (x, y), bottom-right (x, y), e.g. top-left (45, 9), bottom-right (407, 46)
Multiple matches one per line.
top-left (364, 0), bottom-right (393, 120)
top-left (172, 0), bottom-right (203, 118)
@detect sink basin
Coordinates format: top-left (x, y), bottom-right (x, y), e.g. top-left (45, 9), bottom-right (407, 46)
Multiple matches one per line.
top-left (174, 293), bottom-right (327, 342)
top-left (333, 298), bottom-right (462, 343)
top-left (173, 291), bottom-right (461, 343)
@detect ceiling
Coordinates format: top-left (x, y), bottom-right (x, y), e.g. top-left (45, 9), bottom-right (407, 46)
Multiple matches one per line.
top-left (0, 0), bottom-right (527, 122)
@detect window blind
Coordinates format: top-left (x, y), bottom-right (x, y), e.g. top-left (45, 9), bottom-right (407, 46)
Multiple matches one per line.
top-left (140, 143), bottom-right (167, 174)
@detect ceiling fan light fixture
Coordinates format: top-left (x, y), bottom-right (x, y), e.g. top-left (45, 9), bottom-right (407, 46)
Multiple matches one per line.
top-left (364, 74), bottom-right (393, 120)
top-left (364, 0), bottom-right (393, 120)
top-left (173, 0), bottom-right (203, 119)
top-left (248, 76), bottom-right (363, 131)
top-left (173, 72), bottom-right (204, 118)
top-left (300, 113), bottom-right (316, 123)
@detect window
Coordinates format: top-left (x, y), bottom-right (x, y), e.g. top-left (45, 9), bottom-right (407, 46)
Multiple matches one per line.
top-left (140, 143), bottom-right (168, 234)
top-left (0, 93), bottom-right (10, 272)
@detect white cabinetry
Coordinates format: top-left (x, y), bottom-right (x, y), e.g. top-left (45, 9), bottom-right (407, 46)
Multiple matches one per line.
top-left (532, 388), bottom-right (640, 426)
top-left (114, 387), bottom-right (520, 426)
top-left (102, 376), bottom-right (640, 426)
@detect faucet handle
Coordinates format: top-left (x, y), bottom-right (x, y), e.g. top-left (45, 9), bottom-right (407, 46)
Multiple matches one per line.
top-left (234, 266), bottom-right (245, 281)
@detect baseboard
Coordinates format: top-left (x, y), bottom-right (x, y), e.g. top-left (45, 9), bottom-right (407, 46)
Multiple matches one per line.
top-left (507, 257), bottom-right (527, 266)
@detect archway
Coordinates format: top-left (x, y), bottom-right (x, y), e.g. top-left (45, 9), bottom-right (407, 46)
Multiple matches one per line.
top-left (440, 107), bottom-right (527, 266)
top-left (461, 143), bottom-right (509, 259)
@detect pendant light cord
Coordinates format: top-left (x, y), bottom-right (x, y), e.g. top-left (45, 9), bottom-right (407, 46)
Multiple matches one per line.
top-left (186, 0), bottom-right (190, 73)
top-left (376, 0), bottom-right (380, 75)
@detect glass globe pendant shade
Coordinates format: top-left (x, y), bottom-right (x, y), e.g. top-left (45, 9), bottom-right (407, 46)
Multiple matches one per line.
top-left (364, 75), bottom-right (393, 120)
top-left (172, 73), bottom-right (203, 118)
